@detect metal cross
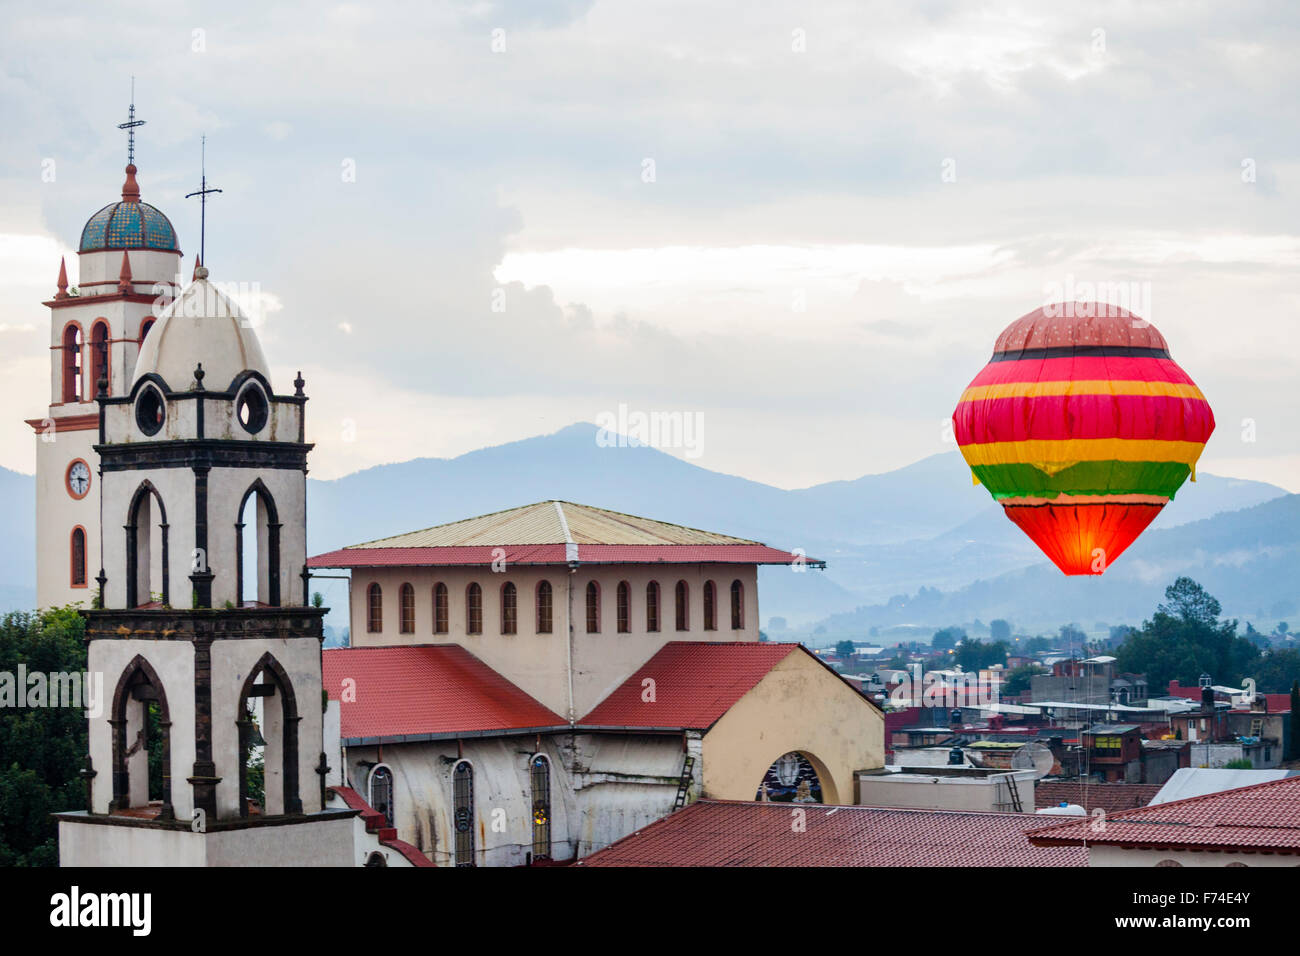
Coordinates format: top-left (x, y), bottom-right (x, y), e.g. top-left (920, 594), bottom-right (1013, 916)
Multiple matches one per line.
top-left (185, 136), bottom-right (223, 266)
top-left (117, 77), bottom-right (146, 165)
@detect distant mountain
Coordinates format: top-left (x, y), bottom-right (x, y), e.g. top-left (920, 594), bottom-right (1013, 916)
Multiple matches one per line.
top-left (0, 423), bottom-right (1289, 634)
top-left (810, 493), bottom-right (1300, 639)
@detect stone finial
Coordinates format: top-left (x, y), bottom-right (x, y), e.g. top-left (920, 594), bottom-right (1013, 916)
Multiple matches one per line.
top-left (194, 362), bottom-right (206, 390)
top-left (293, 371), bottom-right (305, 397)
top-left (55, 257), bottom-right (70, 300)
top-left (117, 251), bottom-right (133, 293)
top-left (121, 163), bottom-right (141, 202)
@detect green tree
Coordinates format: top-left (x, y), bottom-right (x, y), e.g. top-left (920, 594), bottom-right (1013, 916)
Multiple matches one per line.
top-left (1115, 578), bottom-right (1258, 690)
top-left (1003, 664), bottom-right (1046, 696)
top-left (931, 627), bottom-right (965, 651)
top-left (1252, 648), bottom-right (1300, 694)
top-left (0, 608), bottom-right (88, 866)
top-left (990, 619), bottom-right (1011, 642)
top-left (955, 639), bottom-right (1009, 672)
top-left (835, 640), bottom-right (855, 660)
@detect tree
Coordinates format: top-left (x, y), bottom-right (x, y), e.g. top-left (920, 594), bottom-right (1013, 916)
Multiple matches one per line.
top-left (835, 640), bottom-right (855, 660)
top-left (0, 608), bottom-right (88, 866)
top-left (1252, 649), bottom-right (1300, 694)
top-left (1115, 578), bottom-right (1257, 690)
top-left (1058, 623), bottom-right (1086, 649)
top-left (955, 639), bottom-right (1009, 672)
top-left (1003, 664), bottom-right (1046, 696)
top-left (990, 619), bottom-right (1011, 642)
top-left (931, 627), bottom-right (965, 651)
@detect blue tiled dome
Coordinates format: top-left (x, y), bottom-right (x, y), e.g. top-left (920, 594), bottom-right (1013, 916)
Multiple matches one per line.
top-left (78, 165), bottom-right (180, 253)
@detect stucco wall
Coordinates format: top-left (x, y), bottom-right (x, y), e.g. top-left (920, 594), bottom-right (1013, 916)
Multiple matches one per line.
top-left (1089, 845), bottom-right (1298, 867)
top-left (58, 815), bottom-right (354, 867)
top-left (348, 563), bottom-right (760, 718)
top-left (702, 650), bottom-right (884, 805)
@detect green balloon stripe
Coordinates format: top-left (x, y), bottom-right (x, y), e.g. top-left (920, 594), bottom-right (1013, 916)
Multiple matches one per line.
top-left (972, 460), bottom-right (1192, 500)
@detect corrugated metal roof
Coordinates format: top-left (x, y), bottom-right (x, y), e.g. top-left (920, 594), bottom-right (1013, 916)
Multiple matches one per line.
top-left (578, 800), bottom-right (1087, 867)
top-left (1149, 767), bottom-right (1294, 805)
top-left (344, 500), bottom-right (761, 549)
top-left (1029, 775), bottom-right (1300, 852)
top-left (322, 644), bottom-right (566, 741)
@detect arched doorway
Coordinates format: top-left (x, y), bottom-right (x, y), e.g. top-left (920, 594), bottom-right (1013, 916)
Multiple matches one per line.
top-left (109, 655), bottom-right (173, 818)
top-left (755, 751), bottom-right (825, 804)
top-left (237, 653), bottom-right (300, 817)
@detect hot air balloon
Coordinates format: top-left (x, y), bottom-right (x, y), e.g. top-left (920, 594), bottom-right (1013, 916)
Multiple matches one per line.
top-left (952, 305), bottom-right (1214, 575)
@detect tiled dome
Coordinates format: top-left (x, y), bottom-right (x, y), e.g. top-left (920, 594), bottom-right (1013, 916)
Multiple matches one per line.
top-left (78, 165), bottom-right (180, 253)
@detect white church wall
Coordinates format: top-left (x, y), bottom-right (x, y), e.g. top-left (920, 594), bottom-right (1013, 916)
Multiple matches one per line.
top-left (77, 249), bottom-right (181, 289)
top-left (206, 465), bottom-right (306, 608)
top-left (99, 464), bottom-right (197, 609)
top-left (34, 426), bottom-right (99, 610)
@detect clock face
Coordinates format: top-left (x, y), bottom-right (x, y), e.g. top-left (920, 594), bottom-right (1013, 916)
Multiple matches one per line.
top-left (67, 460), bottom-right (91, 499)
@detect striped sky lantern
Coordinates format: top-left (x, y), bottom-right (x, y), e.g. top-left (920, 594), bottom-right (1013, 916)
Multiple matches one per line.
top-left (952, 304), bottom-right (1215, 575)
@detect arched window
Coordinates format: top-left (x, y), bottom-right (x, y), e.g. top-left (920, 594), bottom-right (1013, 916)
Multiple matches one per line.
top-left (70, 526), bottom-right (87, 588)
top-left (703, 580), bottom-right (717, 631)
top-left (675, 580), bottom-right (689, 631)
top-left (238, 653), bottom-right (302, 817)
top-left (730, 579), bottom-right (744, 629)
top-left (126, 481), bottom-right (168, 608)
top-left (433, 582), bottom-right (449, 634)
top-left (139, 317), bottom-right (155, 344)
top-left (61, 322), bottom-right (83, 403)
top-left (109, 655), bottom-right (173, 817)
top-left (646, 581), bottom-right (660, 632)
top-left (89, 321), bottom-right (110, 396)
top-left (617, 581), bottom-right (631, 633)
top-left (237, 480), bottom-right (281, 607)
top-left (366, 583), bottom-right (382, 632)
top-left (466, 583), bottom-right (483, 634)
top-left (453, 761), bottom-right (475, 867)
top-left (586, 580), bottom-right (600, 633)
top-left (530, 754), bottom-right (552, 862)
top-left (399, 583), bottom-right (415, 633)
top-left (501, 582), bottom-right (517, 635)
top-left (369, 765), bottom-right (394, 828)
top-left (536, 581), bottom-right (553, 634)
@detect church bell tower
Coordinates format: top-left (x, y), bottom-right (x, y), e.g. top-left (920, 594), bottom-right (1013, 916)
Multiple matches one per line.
top-left (55, 145), bottom-right (355, 864)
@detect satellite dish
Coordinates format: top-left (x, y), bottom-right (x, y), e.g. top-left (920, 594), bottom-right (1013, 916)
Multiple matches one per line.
top-left (1011, 742), bottom-right (1054, 779)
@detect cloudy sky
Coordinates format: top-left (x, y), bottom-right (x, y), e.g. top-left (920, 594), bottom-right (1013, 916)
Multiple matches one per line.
top-left (1, 1), bottom-right (1297, 490)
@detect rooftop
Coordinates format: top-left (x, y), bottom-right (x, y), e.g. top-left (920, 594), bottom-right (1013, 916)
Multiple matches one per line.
top-left (309, 500), bottom-right (818, 569)
top-left (1029, 775), bottom-right (1300, 854)
top-left (322, 644), bottom-right (566, 744)
top-left (578, 799), bottom-right (1087, 867)
top-left (1034, 781), bottom-right (1163, 815)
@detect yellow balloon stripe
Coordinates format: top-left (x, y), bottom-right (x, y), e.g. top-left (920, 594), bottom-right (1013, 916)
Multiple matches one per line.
top-left (958, 380), bottom-right (1205, 403)
top-left (959, 438), bottom-right (1206, 473)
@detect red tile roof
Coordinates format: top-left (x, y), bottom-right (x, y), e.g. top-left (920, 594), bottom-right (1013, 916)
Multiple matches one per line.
top-left (578, 642), bottom-right (802, 730)
top-left (323, 645), bottom-right (566, 743)
top-left (308, 543), bottom-right (815, 569)
top-left (1029, 775), bottom-right (1300, 854)
top-left (578, 799), bottom-right (1088, 867)
top-left (330, 785), bottom-right (434, 867)
top-left (1035, 781), bottom-right (1162, 815)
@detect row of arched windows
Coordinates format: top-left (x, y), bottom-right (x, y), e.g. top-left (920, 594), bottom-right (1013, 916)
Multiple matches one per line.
top-left (368, 754), bottom-right (553, 867)
top-left (59, 318), bottom-right (155, 403)
top-left (365, 578), bottom-right (746, 635)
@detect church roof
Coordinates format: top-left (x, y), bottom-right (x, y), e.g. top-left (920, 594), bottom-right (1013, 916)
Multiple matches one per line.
top-left (308, 500), bottom-right (821, 569)
top-left (322, 644), bottom-right (567, 744)
top-left (79, 165), bottom-right (180, 253)
top-left (133, 272), bottom-right (272, 392)
top-left (578, 642), bottom-right (803, 730)
top-left (578, 799), bottom-right (1088, 867)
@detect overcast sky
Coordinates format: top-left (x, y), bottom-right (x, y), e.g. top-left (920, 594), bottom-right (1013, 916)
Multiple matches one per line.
top-left (2, 1), bottom-right (1296, 490)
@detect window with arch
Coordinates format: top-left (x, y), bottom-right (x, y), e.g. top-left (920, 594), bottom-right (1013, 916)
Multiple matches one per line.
top-left (466, 583), bottom-right (483, 634)
top-left (369, 765), bottom-right (394, 828)
top-left (730, 579), bottom-right (744, 629)
top-left (675, 580), bottom-right (689, 631)
top-left (530, 754), bottom-right (552, 862)
top-left (238, 653), bottom-right (302, 817)
top-left (536, 580), bottom-right (553, 634)
top-left (70, 526), bottom-right (87, 588)
top-left (366, 583), bottom-right (382, 632)
top-left (126, 481), bottom-right (168, 608)
top-left (110, 656), bottom-right (172, 817)
top-left (433, 582), bottom-right (449, 634)
top-left (703, 580), bottom-right (717, 631)
top-left (501, 581), bottom-right (518, 635)
top-left (89, 321), bottom-right (110, 396)
top-left (139, 317), bottom-right (155, 344)
top-left (646, 581), bottom-right (660, 632)
top-left (453, 761), bottom-right (475, 867)
top-left (585, 581), bottom-right (600, 633)
top-left (399, 583), bottom-right (415, 633)
top-left (61, 323), bottom-right (83, 403)
top-left (236, 480), bottom-right (281, 607)
top-left (616, 581), bottom-right (631, 633)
